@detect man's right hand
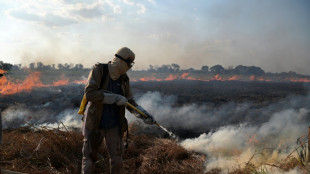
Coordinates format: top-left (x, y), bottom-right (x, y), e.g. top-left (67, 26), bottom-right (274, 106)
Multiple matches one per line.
top-left (135, 106), bottom-right (156, 125)
top-left (102, 93), bottom-right (128, 106)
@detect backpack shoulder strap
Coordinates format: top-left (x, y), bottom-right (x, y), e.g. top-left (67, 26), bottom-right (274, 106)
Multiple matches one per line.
top-left (78, 63), bottom-right (109, 116)
top-left (99, 63), bottom-right (109, 89)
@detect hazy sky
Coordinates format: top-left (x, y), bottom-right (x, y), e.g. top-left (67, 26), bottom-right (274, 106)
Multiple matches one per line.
top-left (0, 0), bottom-right (310, 74)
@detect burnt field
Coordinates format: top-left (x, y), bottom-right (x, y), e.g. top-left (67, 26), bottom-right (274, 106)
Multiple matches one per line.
top-left (0, 80), bottom-right (308, 116)
top-left (0, 80), bottom-right (309, 138)
top-left (130, 80), bottom-right (310, 138)
top-left (0, 80), bottom-right (310, 173)
top-left (131, 80), bottom-right (308, 106)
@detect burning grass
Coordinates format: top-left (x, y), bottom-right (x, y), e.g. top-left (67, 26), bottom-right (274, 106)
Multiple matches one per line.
top-left (0, 124), bottom-right (204, 174)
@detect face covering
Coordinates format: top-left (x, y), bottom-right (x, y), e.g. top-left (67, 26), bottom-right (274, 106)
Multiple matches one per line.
top-left (108, 57), bottom-right (131, 80)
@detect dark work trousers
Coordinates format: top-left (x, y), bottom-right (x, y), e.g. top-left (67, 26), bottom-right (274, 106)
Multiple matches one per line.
top-left (81, 125), bottom-right (124, 174)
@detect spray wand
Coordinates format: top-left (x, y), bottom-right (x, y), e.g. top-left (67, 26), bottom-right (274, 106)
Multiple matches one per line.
top-left (126, 102), bottom-right (160, 127)
top-left (126, 102), bottom-right (177, 139)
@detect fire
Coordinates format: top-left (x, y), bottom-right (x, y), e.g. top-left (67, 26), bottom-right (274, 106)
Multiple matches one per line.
top-left (287, 78), bottom-right (310, 83)
top-left (0, 71), bottom-right (84, 95)
top-left (139, 74), bottom-right (162, 81)
top-left (164, 74), bottom-right (178, 81)
top-left (0, 72), bottom-right (46, 95)
top-left (249, 75), bottom-right (256, 81)
top-left (211, 74), bottom-right (222, 81)
top-left (0, 69), bottom-right (7, 74)
top-left (133, 73), bottom-right (310, 82)
top-left (73, 79), bottom-right (87, 84)
top-left (2, 69), bottom-right (310, 96)
top-left (52, 75), bottom-right (69, 86)
top-left (228, 75), bottom-right (239, 81)
top-left (249, 75), bottom-right (271, 82)
top-left (181, 73), bottom-right (199, 80)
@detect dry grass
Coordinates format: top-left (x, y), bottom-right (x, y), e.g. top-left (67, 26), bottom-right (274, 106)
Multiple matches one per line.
top-left (0, 124), bottom-right (308, 174)
top-left (0, 127), bottom-right (83, 173)
top-left (0, 125), bottom-right (204, 174)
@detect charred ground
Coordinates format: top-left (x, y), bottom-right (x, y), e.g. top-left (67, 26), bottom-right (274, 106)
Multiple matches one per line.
top-left (1, 80), bottom-right (307, 110)
top-left (1, 80), bottom-right (308, 137)
top-left (131, 80), bottom-right (308, 106)
top-left (0, 80), bottom-right (309, 173)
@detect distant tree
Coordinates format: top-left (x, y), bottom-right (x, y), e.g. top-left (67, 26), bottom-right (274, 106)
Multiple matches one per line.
top-left (171, 64), bottom-right (180, 72)
top-left (248, 66), bottom-right (265, 75)
top-left (210, 65), bottom-right (224, 74)
top-left (157, 65), bottom-right (170, 73)
top-left (37, 62), bottom-right (44, 69)
top-left (64, 63), bottom-right (74, 69)
top-left (201, 66), bottom-right (209, 72)
top-left (74, 64), bottom-right (84, 70)
top-left (235, 65), bottom-right (265, 75)
top-left (58, 63), bottom-right (64, 70)
top-left (0, 61), bottom-right (13, 71)
top-left (11, 64), bottom-right (22, 70)
top-left (29, 63), bottom-right (35, 70)
top-left (147, 65), bottom-right (156, 72)
top-left (43, 65), bottom-right (52, 70)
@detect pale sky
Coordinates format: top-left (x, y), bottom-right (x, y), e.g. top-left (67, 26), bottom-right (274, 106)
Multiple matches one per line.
top-left (0, 0), bottom-right (310, 74)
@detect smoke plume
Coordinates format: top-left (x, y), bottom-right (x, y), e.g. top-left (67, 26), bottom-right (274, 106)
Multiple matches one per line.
top-left (127, 91), bottom-right (310, 173)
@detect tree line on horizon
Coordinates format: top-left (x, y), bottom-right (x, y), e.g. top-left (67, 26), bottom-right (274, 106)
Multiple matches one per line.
top-left (0, 61), bottom-right (304, 77)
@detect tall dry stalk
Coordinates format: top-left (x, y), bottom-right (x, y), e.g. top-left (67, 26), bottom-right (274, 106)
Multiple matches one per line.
top-left (308, 126), bottom-right (310, 162)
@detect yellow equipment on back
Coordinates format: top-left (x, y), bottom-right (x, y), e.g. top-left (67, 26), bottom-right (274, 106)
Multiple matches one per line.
top-left (78, 94), bottom-right (87, 115)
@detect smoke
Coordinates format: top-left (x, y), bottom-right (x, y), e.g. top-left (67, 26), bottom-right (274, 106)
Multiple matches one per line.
top-left (1, 84), bottom-right (84, 130)
top-left (126, 91), bottom-right (310, 173)
top-left (127, 90), bottom-right (310, 137)
top-left (2, 104), bottom-right (81, 131)
top-left (181, 108), bottom-right (308, 172)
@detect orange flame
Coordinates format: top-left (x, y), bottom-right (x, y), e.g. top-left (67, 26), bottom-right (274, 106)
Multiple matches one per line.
top-left (288, 78), bottom-right (310, 83)
top-left (0, 69), bottom-right (7, 74)
top-left (0, 71), bottom-right (86, 95)
top-left (1, 72), bottom-right (45, 95)
top-left (139, 74), bottom-right (162, 81)
top-left (52, 74), bottom-right (69, 86)
top-left (211, 74), bottom-right (223, 81)
top-left (2, 69), bottom-right (310, 96)
top-left (73, 79), bottom-right (87, 84)
top-left (164, 74), bottom-right (178, 81)
top-left (249, 75), bottom-right (256, 81)
top-left (249, 75), bottom-right (272, 82)
top-left (228, 75), bottom-right (239, 81)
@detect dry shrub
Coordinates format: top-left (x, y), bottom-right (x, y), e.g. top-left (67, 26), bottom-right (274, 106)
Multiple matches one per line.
top-left (0, 127), bottom-right (83, 173)
top-left (0, 125), bottom-right (205, 174)
top-left (124, 136), bottom-right (204, 174)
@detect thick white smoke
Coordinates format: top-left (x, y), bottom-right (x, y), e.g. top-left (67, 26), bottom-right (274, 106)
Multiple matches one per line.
top-left (127, 91), bottom-right (310, 173)
top-left (181, 108), bottom-right (308, 173)
top-left (2, 104), bottom-right (82, 131)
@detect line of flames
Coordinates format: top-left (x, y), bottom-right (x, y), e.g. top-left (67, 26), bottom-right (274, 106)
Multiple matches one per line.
top-left (1, 71), bottom-right (310, 95)
top-left (0, 71), bottom-right (85, 95)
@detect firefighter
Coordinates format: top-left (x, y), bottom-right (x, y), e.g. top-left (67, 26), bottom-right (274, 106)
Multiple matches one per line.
top-left (81, 47), bottom-right (155, 174)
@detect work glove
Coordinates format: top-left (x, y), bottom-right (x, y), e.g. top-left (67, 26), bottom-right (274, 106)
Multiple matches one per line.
top-left (102, 93), bottom-right (128, 106)
top-left (135, 105), bottom-right (156, 125)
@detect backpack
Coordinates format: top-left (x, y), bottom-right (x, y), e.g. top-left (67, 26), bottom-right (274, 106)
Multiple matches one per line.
top-left (78, 63), bottom-right (109, 115)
